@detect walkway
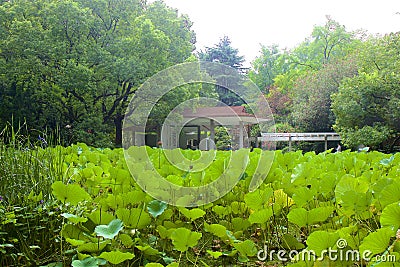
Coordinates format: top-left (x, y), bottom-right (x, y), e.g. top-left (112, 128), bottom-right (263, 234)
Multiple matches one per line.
top-left (258, 132), bottom-right (341, 151)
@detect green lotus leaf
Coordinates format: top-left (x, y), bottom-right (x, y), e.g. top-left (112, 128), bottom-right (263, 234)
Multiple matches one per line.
top-left (157, 225), bottom-right (175, 239)
top-left (292, 187), bottom-right (315, 207)
top-left (244, 188), bottom-right (273, 211)
top-left (287, 208), bottom-right (308, 228)
top-left (207, 250), bottom-right (223, 259)
top-left (380, 202), bottom-right (400, 229)
top-left (120, 190), bottom-right (147, 206)
top-left (94, 219), bottom-right (123, 239)
top-left (61, 224), bottom-right (95, 243)
top-left (379, 182), bottom-right (400, 208)
top-left (380, 155), bottom-right (394, 166)
top-left (145, 263), bottom-right (164, 267)
top-left (135, 245), bottom-right (159, 256)
top-left (231, 217), bottom-right (251, 232)
top-left (204, 223), bottom-right (227, 238)
top-left (359, 227), bottom-right (394, 256)
top-left (52, 181), bottom-right (91, 205)
top-left (61, 213), bottom-right (88, 224)
top-left (179, 207), bottom-right (206, 221)
top-left (65, 238), bottom-right (85, 247)
top-left (71, 257), bottom-right (107, 267)
top-left (88, 210), bottom-right (115, 225)
top-left (248, 207), bottom-right (273, 225)
top-left (116, 208), bottom-right (151, 229)
top-left (119, 234), bottom-right (134, 248)
top-left (147, 200), bottom-right (168, 218)
top-left (171, 228), bottom-right (202, 252)
top-left (77, 241), bottom-right (110, 253)
top-left (233, 240), bottom-right (257, 262)
top-left (306, 231), bottom-right (339, 256)
top-left (99, 251), bottom-right (135, 264)
top-left (280, 234), bottom-right (305, 250)
top-left (288, 207), bottom-right (334, 227)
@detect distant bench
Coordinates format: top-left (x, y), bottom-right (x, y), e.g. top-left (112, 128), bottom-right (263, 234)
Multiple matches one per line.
top-left (258, 132), bottom-right (341, 151)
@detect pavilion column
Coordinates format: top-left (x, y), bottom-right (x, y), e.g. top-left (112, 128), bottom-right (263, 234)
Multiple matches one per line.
top-left (163, 125), bottom-right (170, 149)
top-left (210, 119), bottom-right (215, 150)
top-left (172, 125), bottom-right (179, 148)
top-left (135, 126), bottom-right (145, 147)
top-left (239, 121), bottom-right (244, 149)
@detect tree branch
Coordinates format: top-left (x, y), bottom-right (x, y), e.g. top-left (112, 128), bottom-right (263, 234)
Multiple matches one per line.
top-left (371, 93), bottom-right (390, 101)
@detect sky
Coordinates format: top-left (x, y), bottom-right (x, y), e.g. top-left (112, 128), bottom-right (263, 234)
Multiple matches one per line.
top-left (160, 0), bottom-right (400, 66)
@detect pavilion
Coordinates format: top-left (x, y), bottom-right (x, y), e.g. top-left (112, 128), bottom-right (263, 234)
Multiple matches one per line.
top-left (161, 106), bottom-right (262, 150)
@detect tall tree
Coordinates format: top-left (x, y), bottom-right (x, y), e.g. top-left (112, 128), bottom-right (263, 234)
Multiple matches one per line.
top-left (198, 36), bottom-right (246, 106)
top-left (291, 56), bottom-right (359, 132)
top-left (332, 33), bottom-right (400, 151)
top-left (0, 0), bottom-right (196, 147)
top-left (249, 44), bottom-right (288, 93)
top-left (291, 16), bottom-right (356, 71)
top-left (199, 36), bottom-right (244, 69)
top-left (249, 17), bottom-right (359, 135)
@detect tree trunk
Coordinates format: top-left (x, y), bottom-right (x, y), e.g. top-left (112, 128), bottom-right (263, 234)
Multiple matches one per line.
top-left (114, 115), bottom-right (123, 147)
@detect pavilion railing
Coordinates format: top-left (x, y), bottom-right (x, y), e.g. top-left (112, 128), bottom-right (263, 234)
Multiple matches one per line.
top-left (258, 132), bottom-right (341, 151)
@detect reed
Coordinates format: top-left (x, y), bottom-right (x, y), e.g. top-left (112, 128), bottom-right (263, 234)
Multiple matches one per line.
top-left (0, 122), bottom-right (65, 205)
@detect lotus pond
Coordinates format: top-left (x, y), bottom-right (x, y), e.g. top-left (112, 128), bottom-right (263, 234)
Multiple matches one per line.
top-left (0, 143), bottom-right (399, 266)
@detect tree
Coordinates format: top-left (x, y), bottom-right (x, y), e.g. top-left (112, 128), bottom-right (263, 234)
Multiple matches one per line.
top-left (215, 126), bottom-right (231, 150)
top-left (291, 56), bottom-right (359, 132)
top-left (249, 44), bottom-right (286, 93)
top-left (198, 36), bottom-right (246, 106)
top-left (0, 0), bottom-right (196, 147)
top-left (250, 17), bottom-right (359, 136)
top-left (290, 16), bottom-right (356, 71)
top-left (199, 36), bottom-right (244, 69)
top-left (332, 33), bottom-right (400, 151)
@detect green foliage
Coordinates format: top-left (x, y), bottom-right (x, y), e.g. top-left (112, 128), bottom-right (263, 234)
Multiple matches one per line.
top-left (170, 228), bottom-right (202, 252)
top-left (71, 257), bottom-right (106, 267)
top-left (214, 126), bottom-right (232, 150)
top-left (178, 207), bottom-right (206, 221)
top-left (204, 223), bottom-right (227, 238)
top-left (198, 36), bottom-right (246, 106)
top-left (0, 0), bottom-right (195, 146)
top-left (61, 213), bottom-right (88, 224)
top-left (249, 17), bottom-right (400, 154)
top-left (51, 181), bottom-right (91, 205)
top-left (287, 207), bottom-right (334, 228)
top-left (199, 36), bottom-right (244, 69)
top-left (359, 227), bottom-right (394, 256)
top-left (94, 219), bottom-right (124, 240)
top-left (380, 202), bottom-right (400, 229)
top-left (332, 45), bottom-right (400, 150)
top-left (1, 141), bottom-right (400, 266)
top-left (116, 208), bottom-right (151, 229)
top-left (233, 240), bottom-right (258, 262)
top-left (0, 126), bottom-right (64, 265)
top-left (249, 44), bottom-right (285, 93)
top-left (147, 200), bottom-right (168, 218)
top-left (306, 231), bottom-right (339, 256)
top-left (291, 56), bottom-right (358, 132)
top-left (98, 251), bottom-right (135, 264)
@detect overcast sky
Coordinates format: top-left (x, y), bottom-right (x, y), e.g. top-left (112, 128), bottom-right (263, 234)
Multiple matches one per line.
top-left (161, 0), bottom-right (400, 66)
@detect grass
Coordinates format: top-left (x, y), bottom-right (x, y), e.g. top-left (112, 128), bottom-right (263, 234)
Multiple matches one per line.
top-left (0, 122), bottom-right (64, 205)
top-left (0, 123), bottom-right (65, 266)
